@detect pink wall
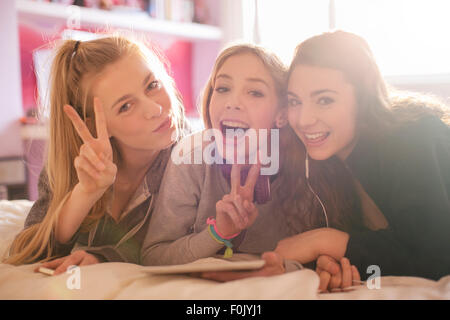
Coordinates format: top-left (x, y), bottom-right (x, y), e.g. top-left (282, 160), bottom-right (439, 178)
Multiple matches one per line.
top-left (16, 19), bottom-right (201, 200)
top-left (18, 22), bottom-right (195, 116)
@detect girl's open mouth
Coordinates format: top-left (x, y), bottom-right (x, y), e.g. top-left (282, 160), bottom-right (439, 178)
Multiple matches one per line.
top-left (303, 131), bottom-right (330, 147)
top-left (220, 120), bottom-right (250, 142)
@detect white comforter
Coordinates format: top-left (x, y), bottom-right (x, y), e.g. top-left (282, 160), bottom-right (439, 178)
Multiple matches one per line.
top-left (0, 200), bottom-right (449, 300)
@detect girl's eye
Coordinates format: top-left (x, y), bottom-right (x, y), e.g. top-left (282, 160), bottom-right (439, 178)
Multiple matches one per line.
top-left (119, 102), bottom-right (132, 114)
top-left (317, 96), bottom-right (334, 105)
top-left (146, 80), bottom-right (161, 92)
top-left (249, 90), bottom-right (264, 98)
top-left (288, 98), bottom-right (302, 107)
top-left (215, 86), bottom-right (229, 93)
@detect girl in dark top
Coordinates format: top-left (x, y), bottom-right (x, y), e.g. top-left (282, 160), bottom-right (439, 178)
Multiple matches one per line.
top-left (203, 31), bottom-right (449, 292)
top-left (281, 30), bottom-right (450, 289)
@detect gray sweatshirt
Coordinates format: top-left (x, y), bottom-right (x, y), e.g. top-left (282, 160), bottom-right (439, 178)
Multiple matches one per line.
top-left (141, 132), bottom-right (303, 271)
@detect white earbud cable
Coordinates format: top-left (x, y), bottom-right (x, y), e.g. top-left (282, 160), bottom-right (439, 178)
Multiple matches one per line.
top-left (305, 154), bottom-right (329, 228)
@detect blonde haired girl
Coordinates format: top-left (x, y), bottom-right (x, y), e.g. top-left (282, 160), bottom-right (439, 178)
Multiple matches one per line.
top-left (4, 35), bottom-right (188, 273)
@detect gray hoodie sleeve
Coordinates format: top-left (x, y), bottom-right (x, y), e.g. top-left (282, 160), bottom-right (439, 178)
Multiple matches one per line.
top-left (22, 169), bottom-right (77, 259)
top-left (141, 154), bottom-right (224, 266)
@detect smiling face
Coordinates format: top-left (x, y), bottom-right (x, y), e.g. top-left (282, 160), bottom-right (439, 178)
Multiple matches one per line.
top-left (209, 53), bottom-right (280, 162)
top-left (90, 53), bottom-right (176, 155)
top-left (287, 65), bottom-right (358, 161)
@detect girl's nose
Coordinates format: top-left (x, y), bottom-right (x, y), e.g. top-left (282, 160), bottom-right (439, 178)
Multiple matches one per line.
top-left (297, 105), bottom-right (318, 128)
top-left (225, 92), bottom-right (243, 111)
top-left (144, 103), bottom-right (162, 120)
top-left (226, 104), bottom-right (241, 111)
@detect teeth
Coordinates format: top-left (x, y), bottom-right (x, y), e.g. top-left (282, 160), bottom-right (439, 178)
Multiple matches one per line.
top-left (305, 132), bottom-right (327, 140)
top-left (222, 120), bottom-right (249, 129)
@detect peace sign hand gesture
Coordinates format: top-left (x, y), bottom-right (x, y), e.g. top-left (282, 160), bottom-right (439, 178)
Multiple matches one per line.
top-left (215, 164), bottom-right (260, 238)
top-left (64, 98), bottom-right (117, 196)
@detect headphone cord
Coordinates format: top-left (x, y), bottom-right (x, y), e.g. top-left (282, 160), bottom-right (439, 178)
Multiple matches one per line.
top-left (305, 154), bottom-right (329, 228)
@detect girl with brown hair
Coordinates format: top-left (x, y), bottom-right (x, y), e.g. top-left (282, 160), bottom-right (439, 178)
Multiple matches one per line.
top-left (281, 30), bottom-right (450, 290)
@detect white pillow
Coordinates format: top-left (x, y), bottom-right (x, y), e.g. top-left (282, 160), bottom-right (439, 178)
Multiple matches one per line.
top-left (0, 200), bottom-right (33, 260)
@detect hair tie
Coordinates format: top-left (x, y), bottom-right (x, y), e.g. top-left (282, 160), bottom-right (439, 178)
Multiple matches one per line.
top-left (72, 41), bottom-right (80, 58)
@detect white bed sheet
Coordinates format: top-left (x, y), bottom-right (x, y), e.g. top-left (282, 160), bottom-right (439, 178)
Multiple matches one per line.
top-left (0, 200), bottom-right (449, 300)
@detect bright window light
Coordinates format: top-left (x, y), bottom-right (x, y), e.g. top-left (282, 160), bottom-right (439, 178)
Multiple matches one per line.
top-left (254, 0), bottom-right (450, 77)
top-left (334, 0), bottom-right (450, 76)
top-left (254, 0), bottom-right (330, 64)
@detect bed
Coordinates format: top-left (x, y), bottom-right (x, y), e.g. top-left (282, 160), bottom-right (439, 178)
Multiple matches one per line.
top-left (0, 200), bottom-right (449, 300)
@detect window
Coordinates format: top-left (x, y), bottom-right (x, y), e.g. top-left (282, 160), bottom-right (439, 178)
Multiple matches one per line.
top-left (334, 0), bottom-right (450, 77)
top-left (253, 0), bottom-right (450, 77)
top-left (250, 0), bottom-right (330, 64)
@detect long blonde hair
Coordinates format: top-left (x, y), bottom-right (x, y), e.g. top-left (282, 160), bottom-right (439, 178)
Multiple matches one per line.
top-left (5, 35), bottom-right (186, 265)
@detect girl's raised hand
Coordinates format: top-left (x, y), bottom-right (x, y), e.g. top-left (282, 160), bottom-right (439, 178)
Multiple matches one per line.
top-left (64, 98), bottom-right (117, 195)
top-left (215, 164), bottom-right (260, 238)
top-left (230, 163), bottom-right (260, 203)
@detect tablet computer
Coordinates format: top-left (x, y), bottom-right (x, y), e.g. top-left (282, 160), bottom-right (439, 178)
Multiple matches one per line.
top-left (144, 257), bottom-right (265, 275)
